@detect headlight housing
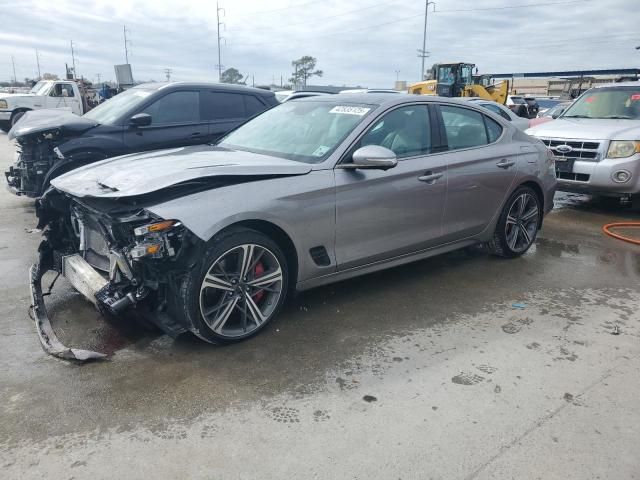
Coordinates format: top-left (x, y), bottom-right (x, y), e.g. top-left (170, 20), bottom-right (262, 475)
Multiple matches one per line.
top-left (129, 219), bottom-right (183, 260)
top-left (606, 140), bottom-right (640, 159)
top-left (0, 99), bottom-right (8, 109)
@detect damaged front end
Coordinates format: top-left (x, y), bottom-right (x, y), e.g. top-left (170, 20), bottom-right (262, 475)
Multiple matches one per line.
top-left (5, 131), bottom-right (64, 197)
top-left (31, 188), bottom-right (199, 360)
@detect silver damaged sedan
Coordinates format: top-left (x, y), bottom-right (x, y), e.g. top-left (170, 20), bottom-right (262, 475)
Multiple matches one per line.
top-left (33, 94), bottom-right (556, 359)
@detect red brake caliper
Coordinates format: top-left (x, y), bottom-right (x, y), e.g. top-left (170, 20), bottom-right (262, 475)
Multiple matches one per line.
top-left (252, 262), bottom-right (265, 303)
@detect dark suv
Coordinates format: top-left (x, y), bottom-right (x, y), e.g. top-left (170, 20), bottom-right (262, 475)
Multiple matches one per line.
top-left (5, 82), bottom-right (278, 197)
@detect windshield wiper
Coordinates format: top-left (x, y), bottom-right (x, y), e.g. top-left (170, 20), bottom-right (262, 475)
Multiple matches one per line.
top-left (562, 115), bottom-right (591, 119)
top-left (602, 115), bottom-right (633, 119)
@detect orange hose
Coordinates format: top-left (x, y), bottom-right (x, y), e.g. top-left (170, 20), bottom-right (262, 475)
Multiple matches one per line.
top-left (602, 222), bottom-right (640, 245)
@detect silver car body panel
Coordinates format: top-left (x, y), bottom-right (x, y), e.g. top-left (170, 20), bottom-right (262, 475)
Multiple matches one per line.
top-left (53, 94), bottom-right (556, 292)
top-left (51, 145), bottom-right (313, 198)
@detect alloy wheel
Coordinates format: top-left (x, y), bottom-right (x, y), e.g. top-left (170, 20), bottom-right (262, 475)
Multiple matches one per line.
top-left (199, 243), bottom-right (284, 338)
top-left (504, 193), bottom-right (539, 253)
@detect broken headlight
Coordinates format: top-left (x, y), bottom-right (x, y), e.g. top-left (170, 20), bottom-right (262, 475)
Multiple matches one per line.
top-left (129, 219), bottom-right (183, 260)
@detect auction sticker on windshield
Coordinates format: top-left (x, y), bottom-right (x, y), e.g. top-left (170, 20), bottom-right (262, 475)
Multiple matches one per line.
top-left (330, 106), bottom-right (371, 116)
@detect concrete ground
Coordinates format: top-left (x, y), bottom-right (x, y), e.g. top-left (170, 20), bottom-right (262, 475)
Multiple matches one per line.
top-left (0, 131), bottom-right (638, 480)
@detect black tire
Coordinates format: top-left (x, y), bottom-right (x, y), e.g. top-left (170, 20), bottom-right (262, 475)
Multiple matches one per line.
top-left (489, 186), bottom-right (541, 258)
top-left (10, 110), bottom-right (26, 127)
top-left (178, 227), bottom-right (289, 344)
top-left (0, 121), bottom-right (10, 133)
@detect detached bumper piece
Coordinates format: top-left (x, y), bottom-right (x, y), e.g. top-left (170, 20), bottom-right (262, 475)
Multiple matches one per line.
top-left (29, 248), bottom-right (110, 361)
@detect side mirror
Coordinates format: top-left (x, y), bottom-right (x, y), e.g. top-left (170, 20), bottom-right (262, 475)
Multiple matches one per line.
top-left (551, 107), bottom-right (565, 119)
top-left (345, 145), bottom-right (398, 170)
top-left (129, 113), bottom-right (152, 127)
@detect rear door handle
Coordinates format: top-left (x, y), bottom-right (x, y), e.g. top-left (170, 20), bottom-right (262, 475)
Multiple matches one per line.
top-left (418, 172), bottom-right (443, 183)
top-left (496, 159), bottom-right (516, 169)
top-left (189, 132), bottom-right (203, 138)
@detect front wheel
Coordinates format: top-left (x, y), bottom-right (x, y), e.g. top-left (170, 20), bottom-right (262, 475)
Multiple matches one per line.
top-left (179, 228), bottom-right (289, 344)
top-left (10, 110), bottom-right (26, 127)
top-left (0, 121), bottom-right (10, 133)
top-left (489, 186), bottom-right (541, 258)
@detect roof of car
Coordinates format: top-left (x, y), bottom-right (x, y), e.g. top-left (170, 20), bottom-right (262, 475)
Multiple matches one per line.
top-left (294, 92), bottom-right (478, 107)
top-left (592, 81), bottom-right (640, 89)
top-left (133, 81), bottom-right (275, 97)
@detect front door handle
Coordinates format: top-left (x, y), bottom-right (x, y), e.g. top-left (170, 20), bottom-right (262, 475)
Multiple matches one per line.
top-left (189, 132), bottom-right (203, 138)
top-left (418, 171), bottom-right (443, 183)
top-left (496, 159), bottom-right (516, 169)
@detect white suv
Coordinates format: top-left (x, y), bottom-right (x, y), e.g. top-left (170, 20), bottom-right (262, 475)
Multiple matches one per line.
top-left (526, 82), bottom-right (640, 206)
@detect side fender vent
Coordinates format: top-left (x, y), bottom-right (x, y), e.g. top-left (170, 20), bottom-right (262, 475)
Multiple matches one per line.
top-left (309, 246), bottom-right (330, 267)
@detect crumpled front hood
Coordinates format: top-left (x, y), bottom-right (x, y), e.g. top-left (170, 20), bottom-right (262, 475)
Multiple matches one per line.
top-left (8, 109), bottom-right (98, 140)
top-left (51, 145), bottom-right (313, 198)
top-left (526, 117), bottom-right (640, 140)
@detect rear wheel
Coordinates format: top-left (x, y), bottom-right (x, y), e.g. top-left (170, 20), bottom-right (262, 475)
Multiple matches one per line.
top-left (489, 186), bottom-right (541, 258)
top-left (179, 228), bottom-right (289, 344)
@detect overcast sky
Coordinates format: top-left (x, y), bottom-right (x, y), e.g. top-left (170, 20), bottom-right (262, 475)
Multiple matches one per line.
top-left (1, 0), bottom-right (638, 87)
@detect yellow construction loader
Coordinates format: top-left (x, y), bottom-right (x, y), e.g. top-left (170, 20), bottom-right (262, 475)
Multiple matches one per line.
top-left (408, 62), bottom-right (509, 105)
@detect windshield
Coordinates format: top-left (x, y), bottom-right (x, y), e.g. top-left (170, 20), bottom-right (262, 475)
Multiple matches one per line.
top-left (29, 81), bottom-right (51, 96)
top-left (219, 101), bottom-right (374, 163)
top-left (536, 99), bottom-right (560, 109)
top-left (460, 65), bottom-right (474, 85)
top-left (562, 87), bottom-right (640, 119)
top-left (83, 88), bottom-right (155, 125)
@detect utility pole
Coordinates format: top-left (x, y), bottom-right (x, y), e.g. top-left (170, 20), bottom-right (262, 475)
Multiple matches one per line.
top-left (70, 40), bottom-right (77, 79)
top-left (395, 70), bottom-right (400, 81)
top-left (216, 2), bottom-right (225, 82)
top-left (164, 68), bottom-right (172, 81)
top-left (418, 1), bottom-right (435, 81)
top-left (96, 73), bottom-right (101, 85)
top-left (11, 56), bottom-right (17, 85)
top-left (123, 25), bottom-right (131, 64)
top-left (35, 49), bottom-right (41, 79)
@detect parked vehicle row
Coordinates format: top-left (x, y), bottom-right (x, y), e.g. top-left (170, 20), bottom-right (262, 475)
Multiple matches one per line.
top-left (8, 77), bottom-right (639, 360)
top-left (25, 93), bottom-right (555, 359)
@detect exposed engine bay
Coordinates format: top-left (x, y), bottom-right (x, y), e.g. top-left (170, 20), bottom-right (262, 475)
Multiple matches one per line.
top-left (32, 189), bottom-right (204, 360)
top-left (6, 131), bottom-right (64, 197)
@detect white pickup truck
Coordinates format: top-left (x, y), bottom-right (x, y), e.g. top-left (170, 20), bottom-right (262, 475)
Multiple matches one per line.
top-left (0, 80), bottom-right (87, 132)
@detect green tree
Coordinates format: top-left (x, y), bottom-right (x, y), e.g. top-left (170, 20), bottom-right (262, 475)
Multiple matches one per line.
top-left (289, 56), bottom-right (322, 88)
top-left (220, 67), bottom-right (245, 84)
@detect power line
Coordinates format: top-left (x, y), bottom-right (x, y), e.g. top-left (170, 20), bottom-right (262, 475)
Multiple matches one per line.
top-left (35, 49), bottom-right (41, 79)
top-left (123, 25), bottom-right (131, 64)
top-left (242, 0), bottom-right (400, 31)
top-left (70, 40), bottom-right (77, 80)
top-left (226, 0), bottom-right (590, 48)
top-left (216, 1), bottom-right (225, 81)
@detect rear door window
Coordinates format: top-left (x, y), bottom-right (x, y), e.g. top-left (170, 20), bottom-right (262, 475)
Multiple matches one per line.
top-left (141, 91), bottom-right (200, 124)
top-left (484, 116), bottom-right (503, 143)
top-left (244, 95), bottom-right (267, 117)
top-left (203, 91), bottom-right (246, 120)
top-left (441, 105), bottom-right (488, 150)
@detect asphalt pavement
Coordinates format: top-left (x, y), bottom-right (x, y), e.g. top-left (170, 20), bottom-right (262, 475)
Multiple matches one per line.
top-left (0, 131), bottom-right (638, 479)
